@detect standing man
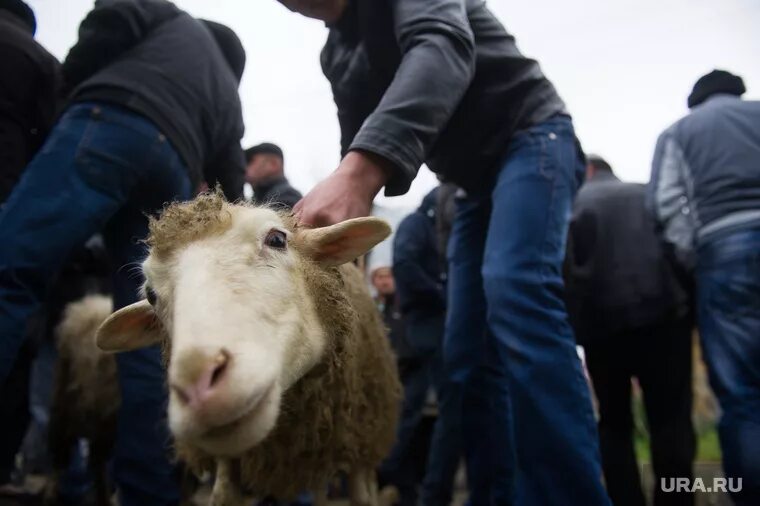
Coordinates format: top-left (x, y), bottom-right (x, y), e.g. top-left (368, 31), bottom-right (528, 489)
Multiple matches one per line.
top-left (649, 70), bottom-right (760, 505)
top-left (566, 155), bottom-right (694, 506)
top-left (0, 2), bottom-right (246, 504)
top-left (278, 1), bottom-right (609, 503)
top-left (245, 142), bottom-right (302, 209)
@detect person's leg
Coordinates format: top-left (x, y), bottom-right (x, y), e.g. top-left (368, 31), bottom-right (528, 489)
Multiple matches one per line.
top-left (696, 229), bottom-right (760, 506)
top-left (586, 340), bottom-right (645, 506)
top-left (464, 331), bottom-right (514, 505)
top-left (482, 116), bottom-right (609, 505)
top-left (0, 104), bottom-right (138, 384)
top-left (635, 318), bottom-right (695, 506)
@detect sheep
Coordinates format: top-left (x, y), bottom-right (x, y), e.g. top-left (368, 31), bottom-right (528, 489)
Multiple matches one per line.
top-left (95, 192), bottom-right (402, 506)
top-left (46, 294), bottom-right (118, 506)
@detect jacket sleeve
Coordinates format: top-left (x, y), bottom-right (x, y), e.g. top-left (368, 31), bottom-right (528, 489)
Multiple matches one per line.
top-left (61, 0), bottom-right (180, 95)
top-left (392, 214), bottom-right (446, 311)
top-left (647, 129), bottom-right (698, 270)
top-left (349, 0), bottom-right (476, 196)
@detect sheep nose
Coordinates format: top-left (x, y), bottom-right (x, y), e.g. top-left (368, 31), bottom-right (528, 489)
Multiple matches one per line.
top-left (171, 349), bottom-right (230, 408)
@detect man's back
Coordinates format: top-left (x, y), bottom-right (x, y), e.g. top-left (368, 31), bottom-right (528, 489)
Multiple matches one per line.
top-left (650, 95), bottom-right (760, 264)
top-left (63, 0), bottom-right (245, 197)
top-left (668, 96), bottom-right (760, 229)
top-left (566, 173), bottom-right (687, 341)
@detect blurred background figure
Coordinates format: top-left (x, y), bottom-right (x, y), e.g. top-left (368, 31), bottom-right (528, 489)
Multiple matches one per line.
top-left (379, 187), bottom-right (459, 506)
top-left (0, 0), bottom-right (59, 497)
top-left (649, 70), bottom-right (760, 506)
top-left (565, 155), bottom-right (694, 506)
top-left (0, 2), bottom-right (246, 505)
top-left (245, 142), bottom-right (302, 210)
top-left (371, 266), bottom-right (404, 353)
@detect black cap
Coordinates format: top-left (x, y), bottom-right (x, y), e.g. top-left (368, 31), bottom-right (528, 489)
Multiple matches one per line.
top-left (0, 0), bottom-right (36, 34)
top-left (201, 20), bottom-right (246, 83)
top-left (245, 142), bottom-right (284, 164)
top-left (688, 70), bottom-right (746, 109)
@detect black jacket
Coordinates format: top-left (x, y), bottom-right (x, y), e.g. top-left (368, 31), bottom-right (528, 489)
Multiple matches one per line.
top-left (565, 172), bottom-right (690, 344)
top-left (0, 10), bottom-right (61, 203)
top-left (251, 176), bottom-right (302, 211)
top-left (322, 0), bottom-right (566, 197)
top-left (62, 0), bottom-right (245, 199)
top-left (393, 188), bottom-right (446, 321)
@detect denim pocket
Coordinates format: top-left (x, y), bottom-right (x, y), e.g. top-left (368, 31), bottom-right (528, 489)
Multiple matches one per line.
top-left (74, 108), bottom-right (155, 199)
top-left (707, 255), bottom-right (760, 317)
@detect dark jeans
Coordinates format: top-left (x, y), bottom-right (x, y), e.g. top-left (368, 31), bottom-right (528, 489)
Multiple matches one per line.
top-left (0, 102), bottom-right (192, 505)
top-left (437, 116), bottom-right (609, 505)
top-left (585, 317), bottom-right (695, 506)
top-left (697, 227), bottom-right (760, 506)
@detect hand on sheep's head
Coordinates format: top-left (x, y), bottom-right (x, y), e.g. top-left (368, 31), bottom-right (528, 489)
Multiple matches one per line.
top-left (95, 195), bottom-right (390, 456)
top-left (294, 150), bottom-right (391, 228)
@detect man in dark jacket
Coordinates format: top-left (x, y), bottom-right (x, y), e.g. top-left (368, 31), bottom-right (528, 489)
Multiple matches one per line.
top-left (649, 70), bottom-right (760, 505)
top-left (566, 156), bottom-right (694, 506)
top-left (382, 188), bottom-right (460, 506)
top-left (281, 1), bottom-right (608, 503)
top-left (0, 0), bottom-right (60, 204)
top-left (0, 2), bottom-right (246, 504)
top-left (245, 142), bottom-right (302, 209)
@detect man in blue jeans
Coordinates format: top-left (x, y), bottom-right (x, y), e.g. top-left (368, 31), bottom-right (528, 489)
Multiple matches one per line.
top-left (0, 2), bottom-right (246, 504)
top-left (649, 69), bottom-right (760, 505)
top-left (278, 0), bottom-right (609, 504)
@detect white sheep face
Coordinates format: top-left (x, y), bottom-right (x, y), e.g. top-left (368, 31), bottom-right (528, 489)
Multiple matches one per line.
top-left (96, 202), bottom-right (390, 457)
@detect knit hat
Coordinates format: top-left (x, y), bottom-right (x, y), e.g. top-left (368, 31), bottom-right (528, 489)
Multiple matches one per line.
top-left (0, 0), bottom-right (36, 34)
top-left (688, 70), bottom-right (746, 109)
top-left (201, 20), bottom-right (246, 83)
top-left (245, 143), bottom-right (284, 164)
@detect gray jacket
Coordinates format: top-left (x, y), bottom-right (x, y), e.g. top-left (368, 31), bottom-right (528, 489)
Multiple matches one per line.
top-left (648, 95), bottom-right (760, 268)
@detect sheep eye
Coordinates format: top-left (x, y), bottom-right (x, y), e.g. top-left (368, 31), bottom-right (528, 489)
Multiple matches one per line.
top-left (264, 229), bottom-right (287, 250)
top-left (146, 287), bottom-right (157, 306)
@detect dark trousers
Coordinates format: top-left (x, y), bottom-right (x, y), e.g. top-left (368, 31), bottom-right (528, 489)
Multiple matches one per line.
top-left (585, 316), bottom-right (695, 506)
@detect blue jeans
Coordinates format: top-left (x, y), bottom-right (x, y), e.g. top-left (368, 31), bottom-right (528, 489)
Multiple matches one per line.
top-left (696, 227), bottom-right (760, 506)
top-left (439, 116), bottom-right (609, 505)
top-left (0, 102), bottom-right (192, 505)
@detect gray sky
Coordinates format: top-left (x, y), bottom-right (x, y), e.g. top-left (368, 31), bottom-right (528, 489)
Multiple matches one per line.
top-left (28, 0), bottom-right (760, 210)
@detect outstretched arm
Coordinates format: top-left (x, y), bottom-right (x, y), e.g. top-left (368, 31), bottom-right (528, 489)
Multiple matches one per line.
top-left (296, 0), bottom-right (475, 226)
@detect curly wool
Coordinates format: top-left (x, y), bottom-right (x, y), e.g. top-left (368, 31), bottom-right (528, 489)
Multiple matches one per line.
top-left (155, 196), bottom-right (402, 498)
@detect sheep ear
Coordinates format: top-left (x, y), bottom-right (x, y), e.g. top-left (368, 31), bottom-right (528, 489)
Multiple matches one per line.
top-left (96, 299), bottom-right (165, 352)
top-left (299, 217), bottom-right (391, 267)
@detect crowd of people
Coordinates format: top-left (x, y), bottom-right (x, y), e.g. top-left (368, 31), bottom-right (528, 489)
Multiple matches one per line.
top-left (0, 0), bottom-right (758, 505)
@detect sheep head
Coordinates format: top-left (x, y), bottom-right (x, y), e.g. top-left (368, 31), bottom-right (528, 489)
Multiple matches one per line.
top-left (95, 194), bottom-right (390, 457)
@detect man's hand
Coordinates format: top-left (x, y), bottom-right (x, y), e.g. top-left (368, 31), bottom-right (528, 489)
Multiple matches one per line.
top-left (294, 150), bottom-right (390, 227)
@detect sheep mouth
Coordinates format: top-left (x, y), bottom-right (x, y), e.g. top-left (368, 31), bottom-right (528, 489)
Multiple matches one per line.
top-left (199, 382), bottom-right (277, 440)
